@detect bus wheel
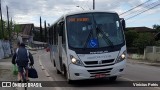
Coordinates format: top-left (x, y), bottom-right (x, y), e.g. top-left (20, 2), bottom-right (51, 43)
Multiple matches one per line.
top-left (64, 66), bottom-right (73, 84)
top-left (109, 76), bottom-right (117, 81)
top-left (56, 69), bottom-right (61, 74)
top-left (53, 60), bottom-right (56, 67)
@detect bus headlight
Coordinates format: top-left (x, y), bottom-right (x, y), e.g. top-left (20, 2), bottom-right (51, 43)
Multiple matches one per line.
top-left (70, 55), bottom-right (84, 66)
top-left (116, 51), bottom-right (126, 63)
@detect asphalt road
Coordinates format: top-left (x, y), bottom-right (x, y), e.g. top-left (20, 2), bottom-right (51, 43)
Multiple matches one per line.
top-left (28, 50), bottom-right (160, 90)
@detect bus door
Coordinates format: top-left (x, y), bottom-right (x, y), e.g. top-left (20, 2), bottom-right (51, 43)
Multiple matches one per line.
top-left (57, 21), bottom-right (64, 72)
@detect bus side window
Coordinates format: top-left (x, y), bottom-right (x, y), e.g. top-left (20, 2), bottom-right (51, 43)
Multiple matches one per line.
top-left (62, 22), bottom-right (66, 44)
top-left (53, 25), bottom-right (57, 45)
top-left (55, 24), bottom-right (58, 45)
top-left (58, 21), bottom-right (65, 44)
top-left (48, 27), bottom-right (52, 44)
top-left (51, 26), bottom-right (54, 45)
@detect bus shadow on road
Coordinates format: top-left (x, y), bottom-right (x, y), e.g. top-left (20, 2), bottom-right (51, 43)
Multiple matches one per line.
top-left (70, 79), bottom-right (121, 87)
top-left (54, 79), bottom-right (132, 87)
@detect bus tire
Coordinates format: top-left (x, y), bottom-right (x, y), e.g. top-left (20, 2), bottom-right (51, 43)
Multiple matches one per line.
top-left (53, 60), bottom-right (56, 67)
top-left (64, 65), bottom-right (68, 80)
top-left (68, 80), bottom-right (73, 84)
top-left (109, 76), bottom-right (117, 81)
top-left (64, 65), bottom-right (73, 84)
top-left (56, 69), bottom-right (61, 74)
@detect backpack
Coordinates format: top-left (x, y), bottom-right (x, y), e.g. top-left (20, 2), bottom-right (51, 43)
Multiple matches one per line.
top-left (16, 48), bottom-right (29, 66)
top-left (16, 48), bottom-right (29, 57)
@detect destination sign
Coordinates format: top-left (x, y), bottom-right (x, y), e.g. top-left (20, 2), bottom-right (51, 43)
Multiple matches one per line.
top-left (68, 18), bottom-right (89, 22)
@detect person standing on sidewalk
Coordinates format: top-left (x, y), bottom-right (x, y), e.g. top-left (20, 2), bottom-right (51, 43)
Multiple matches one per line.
top-left (12, 42), bottom-right (34, 82)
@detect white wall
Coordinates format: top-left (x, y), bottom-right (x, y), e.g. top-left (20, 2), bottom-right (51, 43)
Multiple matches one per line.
top-left (0, 39), bottom-right (11, 59)
top-left (0, 40), bottom-right (4, 59)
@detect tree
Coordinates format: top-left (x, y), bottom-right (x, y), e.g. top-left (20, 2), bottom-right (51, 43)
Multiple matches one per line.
top-left (153, 24), bottom-right (160, 32)
top-left (14, 25), bottom-right (21, 38)
top-left (0, 19), bottom-right (15, 40)
top-left (155, 40), bottom-right (160, 46)
top-left (133, 33), bottom-right (155, 54)
top-left (0, 20), bottom-right (9, 39)
top-left (125, 30), bottom-right (138, 47)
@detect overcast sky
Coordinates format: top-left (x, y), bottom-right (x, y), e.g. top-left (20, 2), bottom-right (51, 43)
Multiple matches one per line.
top-left (1, 0), bottom-right (160, 28)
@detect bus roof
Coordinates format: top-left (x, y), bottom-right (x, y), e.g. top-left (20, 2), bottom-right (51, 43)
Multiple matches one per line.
top-left (64, 10), bottom-right (118, 17)
top-left (49, 10), bottom-right (118, 27)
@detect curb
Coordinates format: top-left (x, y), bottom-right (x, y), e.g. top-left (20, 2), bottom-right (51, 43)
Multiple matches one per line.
top-left (127, 59), bottom-right (160, 67)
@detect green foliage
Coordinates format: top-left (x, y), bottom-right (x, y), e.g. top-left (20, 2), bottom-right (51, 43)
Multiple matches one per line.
top-left (14, 25), bottom-right (21, 37)
top-left (0, 19), bottom-right (14, 39)
top-left (153, 24), bottom-right (160, 32)
top-left (0, 20), bottom-right (8, 39)
top-left (133, 33), bottom-right (155, 53)
top-left (125, 30), bottom-right (138, 47)
top-left (155, 40), bottom-right (160, 46)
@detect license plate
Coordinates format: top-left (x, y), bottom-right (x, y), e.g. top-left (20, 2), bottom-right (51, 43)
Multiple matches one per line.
top-left (95, 74), bottom-right (106, 78)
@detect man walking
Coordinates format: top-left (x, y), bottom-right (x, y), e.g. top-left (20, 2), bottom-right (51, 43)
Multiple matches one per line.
top-left (12, 43), bottom-right (34, 82)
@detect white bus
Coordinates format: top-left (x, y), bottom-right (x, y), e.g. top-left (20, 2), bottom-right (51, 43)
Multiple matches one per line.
top-left (49, 10), bottom-right (126, 83)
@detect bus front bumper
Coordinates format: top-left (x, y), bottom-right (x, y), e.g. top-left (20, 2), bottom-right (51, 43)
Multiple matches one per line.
top-left (68, 60), bottom-right (126, 80)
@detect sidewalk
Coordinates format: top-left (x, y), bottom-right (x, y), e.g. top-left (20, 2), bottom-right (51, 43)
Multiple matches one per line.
top-left (127, 59), bottom-right (160, 67)
top-left (26, 45), bottom-right (45, 51)
top-left (0, 57), bottom-right (17, 90)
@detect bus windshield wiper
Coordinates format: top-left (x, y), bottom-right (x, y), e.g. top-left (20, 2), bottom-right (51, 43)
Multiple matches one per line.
top-left (83, 29), bottom-right (93, 48)
top-left (96, 26), bottom-right (114, 47)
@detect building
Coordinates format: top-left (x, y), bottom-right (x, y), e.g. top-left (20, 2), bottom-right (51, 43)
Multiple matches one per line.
top-left (126, 27), bottom-right (156, 33)
top-left (14, 23), bottom-right (34, 44)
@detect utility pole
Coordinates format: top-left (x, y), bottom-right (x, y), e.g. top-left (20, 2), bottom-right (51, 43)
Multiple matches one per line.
top-left (40, 16), bottom-right (42, 42)
top-left (10, 17), bottom-right (12, 36)
top-left (6, 6), bottom-right (10, 41)
top-left (44, 20), bottom-right (47, 42)
top-left (93, 0), bottom-right (95, 10)
top-left (0, 0), bottom-right (4, 39)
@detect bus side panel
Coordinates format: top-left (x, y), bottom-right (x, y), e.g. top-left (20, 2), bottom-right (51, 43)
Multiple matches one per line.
top-left (50, 45), bottom-right (54, 64)
top-left (62, 44), bottom-right (68, 71)
top-left (52, 45), bottom-right (60, 70)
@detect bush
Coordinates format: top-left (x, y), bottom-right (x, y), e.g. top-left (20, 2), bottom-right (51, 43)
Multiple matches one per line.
top-left (133, 33), bottom-right (155, 54)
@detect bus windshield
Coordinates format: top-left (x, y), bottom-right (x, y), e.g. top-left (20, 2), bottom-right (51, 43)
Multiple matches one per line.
top-left (66, 12), bottom-right (124, 49)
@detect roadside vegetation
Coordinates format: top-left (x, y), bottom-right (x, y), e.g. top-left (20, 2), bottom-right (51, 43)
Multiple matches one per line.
top-left (125, 24), bottom-right (160, 54)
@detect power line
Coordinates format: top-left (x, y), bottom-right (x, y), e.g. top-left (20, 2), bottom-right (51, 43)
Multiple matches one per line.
top-left (121, 0), bottom-right (159, 18)
top-left (125, 3), bottom-right (160, 20)
top-left (120, 0), bottom-right (152, 15)
top-left (84, 0), bottom-right (91, 10)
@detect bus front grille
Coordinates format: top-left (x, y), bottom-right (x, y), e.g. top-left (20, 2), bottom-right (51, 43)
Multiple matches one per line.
top-left (84, 59), bottom-right (115, 66)
top-left (102, 59), bottom-right (114, 64)
top-left (84, 61), bottom-right (98, 65)
top-left (87, 68), bottom-right (113, 76)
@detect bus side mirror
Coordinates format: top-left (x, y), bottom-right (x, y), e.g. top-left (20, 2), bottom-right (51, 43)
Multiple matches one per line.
top-left (58, 21), bottom-right (64, 36)
top-left (120, 18), bottom-right (126, 31)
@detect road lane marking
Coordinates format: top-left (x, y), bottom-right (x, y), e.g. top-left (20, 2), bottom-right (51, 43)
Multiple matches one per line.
top-left (44, 69), bottom-right (51, 77)
top-left (39, 54), bottom-right (63, 90)
top-left (155, 87), bottom-right (160, 90)
top-left (38, 54), bottom-right (62, 90)
top-left (120, 77), bottom-right (134, 81)
top-left (41, 66), bottom-right (45, 70)
top-left (38, 55), bottom-right (54, 80)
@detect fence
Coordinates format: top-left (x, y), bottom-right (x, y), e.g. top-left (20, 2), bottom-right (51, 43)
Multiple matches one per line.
top-left (144, 46), bottom-right (160, 62)
top-left (0, 40), bottom-right (11, 59)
